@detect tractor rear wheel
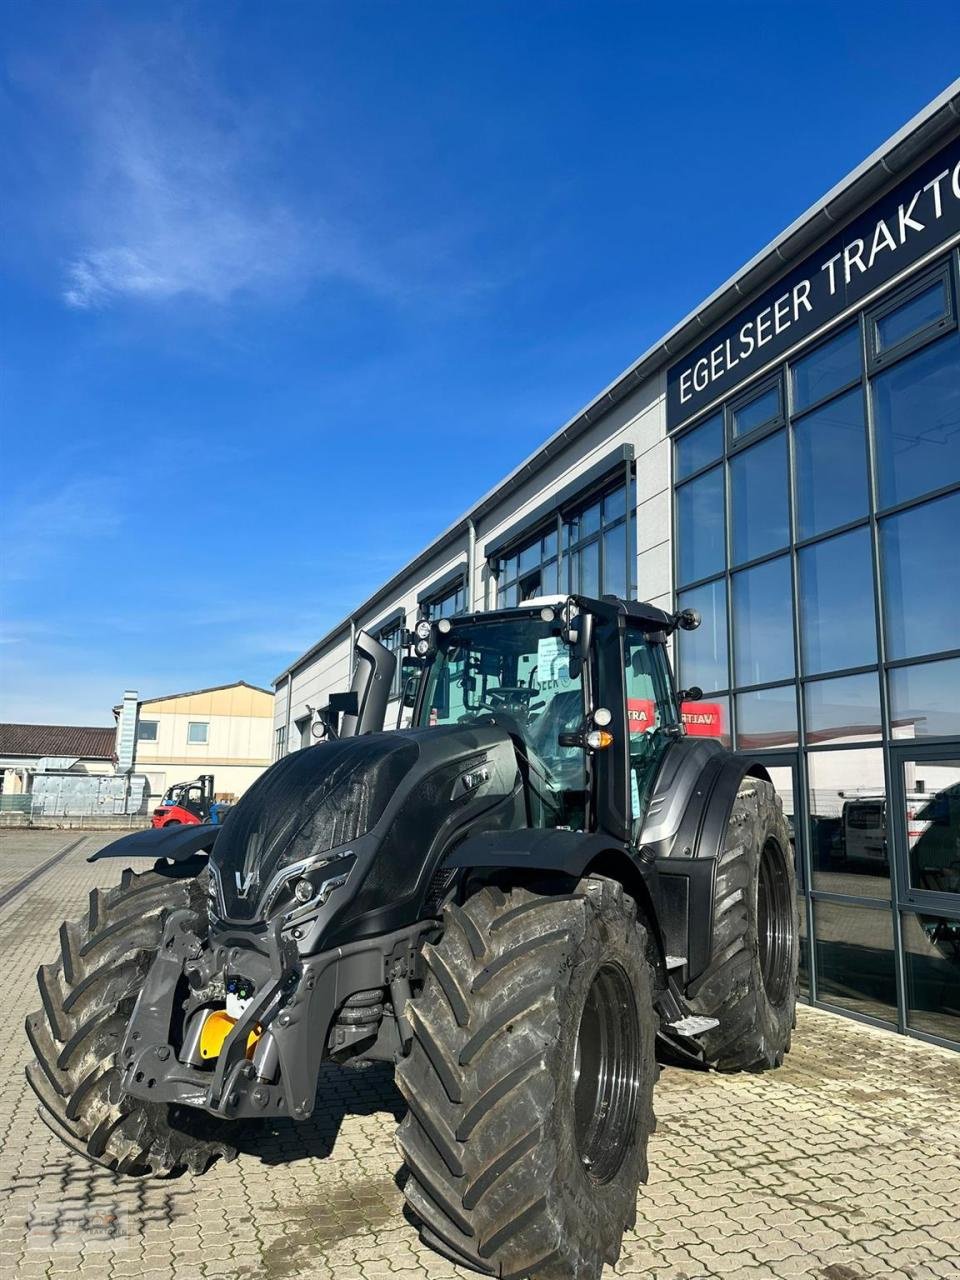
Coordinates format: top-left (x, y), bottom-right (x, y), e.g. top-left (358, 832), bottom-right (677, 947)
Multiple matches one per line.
top-left (25, 865), bottom-right (235, 1176)
top-left (687, 777), bottom-right (798, 1071)
top-left (396, 877), bottom-right (657, 1280)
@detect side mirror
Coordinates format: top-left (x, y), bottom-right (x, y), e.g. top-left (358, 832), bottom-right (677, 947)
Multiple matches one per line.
top-left (678, 686), bottom-right (703, 702)
top-left (399, 658), bottom-right (423, 708)
top-left (676, 609), bottom-right (701, 631)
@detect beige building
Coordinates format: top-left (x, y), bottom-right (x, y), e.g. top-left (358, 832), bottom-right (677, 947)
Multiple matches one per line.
top-left (117, 682), bottom-right (273, 806)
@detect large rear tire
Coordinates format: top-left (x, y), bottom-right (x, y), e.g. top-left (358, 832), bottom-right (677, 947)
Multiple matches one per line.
top-left (396, 877), bottom-right (657, 1280)
top-left (687, 777), bottom-right (798, 1071)
top-left (25, 866), bottom-right (235, 1176)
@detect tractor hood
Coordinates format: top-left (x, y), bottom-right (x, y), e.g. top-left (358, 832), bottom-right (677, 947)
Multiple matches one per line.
top-left (208, 726), bottom-right (523, 937)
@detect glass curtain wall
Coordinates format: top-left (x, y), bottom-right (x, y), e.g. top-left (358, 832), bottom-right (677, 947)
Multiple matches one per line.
top-left (673, 249), bottom-right (960, 1049)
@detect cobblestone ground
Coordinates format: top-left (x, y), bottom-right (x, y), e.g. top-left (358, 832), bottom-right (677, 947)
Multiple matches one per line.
top-left (1, 831), bottom-right (957, 1280)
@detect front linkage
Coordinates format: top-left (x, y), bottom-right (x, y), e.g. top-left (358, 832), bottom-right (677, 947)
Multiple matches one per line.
top-left (121, 908), bottom-right (434, 1121)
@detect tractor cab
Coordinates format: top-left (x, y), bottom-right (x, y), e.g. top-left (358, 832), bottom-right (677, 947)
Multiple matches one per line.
top-left (151, 773), bottom-right (216, 827)
top-left (408, 594), bottom-right (700, 843)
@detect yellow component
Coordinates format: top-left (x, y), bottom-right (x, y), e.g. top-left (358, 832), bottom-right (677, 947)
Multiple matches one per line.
top-left (198, 1009), bottom-right (263, 1061)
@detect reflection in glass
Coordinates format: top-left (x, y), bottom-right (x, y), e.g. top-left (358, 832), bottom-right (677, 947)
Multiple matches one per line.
top-left (680, 695), bottom-right (730, 747)
top-left (814, 900), bottom-right (897, 1023)
top-left (889, 658), bottom-right (960, 740)
top-left (902, 910), bottom-right (960, 1044)
top-left (677, 579), bottom-right (728, 693)
top-left (732, 383), bottom-right (781, 439)
top-left (791, 324), bottom-right (861, 412)
top-left (733, 555), bottom-right (794, 686)
top-left (602, 526), bottom-right (627, 599)
top-left (875, 278), bottom-right (948, 354)
top-left (808, 748), bottom-right (889, 899)
top-left (676, 466), bottom-right (725, 585)
top-left (765, 764), bottom-right (797, 853)
top-left (736, 685), bottom-right (797, 750)
top-left (730, 430), bottom-right (788, 565)
top-left (794, 389), bottom-right (868, 539)
top-left (798, 893), bottom-right (809, 997)
top-left (798, 526), bottom-right (876, 676)
top-left (873, 333), bottom-right (960, 509)
top-left (902, 758), bottom-right (960, 897)
top-left (675, 414), bottom-right (723, 480)
top-left (805, 672), bottom-right (881, 745)
top-left (881, 491), bottom-right (960, 660)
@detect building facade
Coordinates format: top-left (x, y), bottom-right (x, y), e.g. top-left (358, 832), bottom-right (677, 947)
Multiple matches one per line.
top-left (118, 682), bottom-right (274, 807)
top-left (275, 85), bottom-right (960, 1050)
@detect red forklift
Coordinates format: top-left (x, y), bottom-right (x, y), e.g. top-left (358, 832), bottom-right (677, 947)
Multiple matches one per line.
top-left (151, 775), bottom-right (229, 828)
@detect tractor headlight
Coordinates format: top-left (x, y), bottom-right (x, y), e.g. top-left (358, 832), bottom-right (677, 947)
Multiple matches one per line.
top-left (437, 617), bottom-right (452, 634)
top-left (415, 620), bottom-right (432, 640)
top-left (293, 877), bottom-right (314, 904)
top-left (415, 638), bottom-right (430, 656)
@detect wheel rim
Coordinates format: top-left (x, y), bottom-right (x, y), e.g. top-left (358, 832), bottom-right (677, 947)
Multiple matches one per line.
top-left (572, 962), bottom-right (642, 1184)
top-left (757, 837), bottom-right (793, 1005)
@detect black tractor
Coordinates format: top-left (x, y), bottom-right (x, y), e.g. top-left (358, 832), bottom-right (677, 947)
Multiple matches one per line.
top-left (27, 596), bottom-right (798, 1279)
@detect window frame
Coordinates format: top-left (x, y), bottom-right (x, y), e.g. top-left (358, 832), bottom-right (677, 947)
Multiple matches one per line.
top-left (136, 719), bottom-right (158, 743)
top-left (186, 721), bottom-right (209, 745)
top-left (726, 370), bottom-right (785, 452)
top-left (889, 740), bottom-right (960, 915)
top-left (866, 261), bottom-right (956, 373)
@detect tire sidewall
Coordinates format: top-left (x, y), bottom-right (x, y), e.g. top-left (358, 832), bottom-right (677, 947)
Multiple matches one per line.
top-left (543, 891), bottom-right (656, 1264)
top-left (744, 803), bottom-right (798, 1060)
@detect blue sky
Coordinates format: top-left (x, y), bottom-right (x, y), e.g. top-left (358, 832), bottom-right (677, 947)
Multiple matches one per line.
top-left (2, 2), bottom-right (958, 725)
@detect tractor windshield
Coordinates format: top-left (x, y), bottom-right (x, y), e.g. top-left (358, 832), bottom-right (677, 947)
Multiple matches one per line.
top-left (418, 614), bottom-right (588, 829)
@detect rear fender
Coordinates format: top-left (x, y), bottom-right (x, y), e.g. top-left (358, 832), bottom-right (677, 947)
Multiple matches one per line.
top-left (87, 823), bottom-right (220, 864)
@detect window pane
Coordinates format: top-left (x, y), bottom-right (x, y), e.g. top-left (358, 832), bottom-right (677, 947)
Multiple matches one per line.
top-left (680, 695), bottom-right (730, 746)
top-left (798, 526), bottom-right (876, 676)
top-left (676, 466), bottom-right (725, 585)
top-left (499, 580), bottom-right (518, 608)
top-left (578, 541), bottom-right (599, 597)
top-left (518, 539), bottom-right (541, 573)
top-left (873, 334), bottom-right (960, 509)
top-left (579, 500), bottom-right (601, 538)
top-left (137, 720), bottom-right (158, 742)
top-left (889, 658), bottom-right (960, 739)
top-left (902, 911), bottom-right (960, 1043)
top-left (814, 900), bottom-right (897, 1023)
top-left (809, 748), bottom-right (888, 898)
top-left (881, 492), bottom-right (960, 660)
top-left (791, 324), bottom-right (861, 412)
top-left (541, 528), bottom-right (558, 560)
top-left (805, 672), bottom-right (881, 745)
top-left (602, 526), bottom-right (627, 599)
top-left (794, 389), bottom-right (867, 540)
top-left (677, 580), bottom-right (728, 692)
top-left (736, 685), bottom-right (797, 749)
top-left (675, 414), bottom-right (723, 480)
top-left (187, 722), bottom-right (208, 744)
top-left (602, 486), bottom-right (626, 523)
top-left (732, 383), bottom-right (781, 440)
top-left (732, 555), bottom-right (794, 686)
top-left (875, 278), bottom-right (948, 354)
top-left (903, 758), bottom-right (960, 897)
top-left (730, 430), bottom-right (788, 565)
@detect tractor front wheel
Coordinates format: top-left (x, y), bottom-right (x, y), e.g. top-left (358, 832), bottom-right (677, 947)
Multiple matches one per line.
top-left (25, 866), bottom-right (235, 1176)
top-left (396, 877), bottom-right (657, 1280)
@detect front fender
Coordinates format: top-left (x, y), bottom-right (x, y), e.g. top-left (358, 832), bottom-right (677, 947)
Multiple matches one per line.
top-left (87, 823), bottom-right (220, 863)
top-left (443, 828), bottom-right (621, 878)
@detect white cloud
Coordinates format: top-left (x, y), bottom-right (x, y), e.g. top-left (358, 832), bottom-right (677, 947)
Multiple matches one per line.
top-left (60, 37), bottom-right (361, 310)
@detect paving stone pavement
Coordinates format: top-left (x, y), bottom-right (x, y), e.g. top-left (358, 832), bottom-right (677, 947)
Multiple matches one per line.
top-left (1, 830), bottom-right (957, 1280)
